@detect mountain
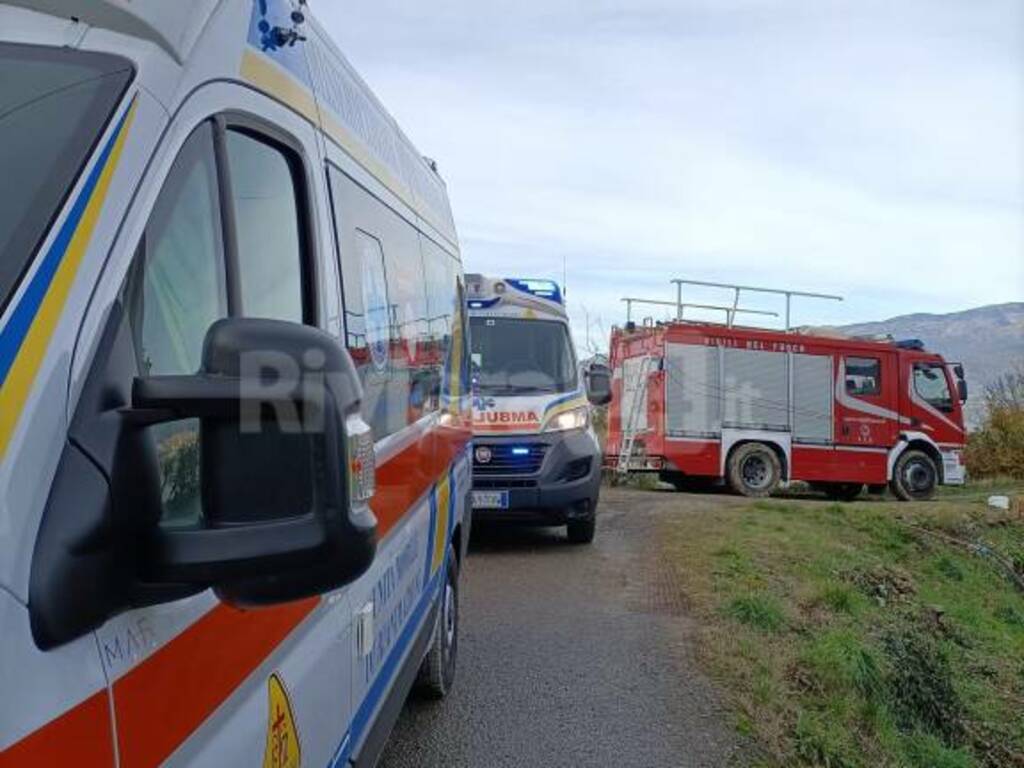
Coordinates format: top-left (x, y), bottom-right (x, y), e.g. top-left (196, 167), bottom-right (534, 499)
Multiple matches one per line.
top-left (830, 303), bottom-right (1024, 429)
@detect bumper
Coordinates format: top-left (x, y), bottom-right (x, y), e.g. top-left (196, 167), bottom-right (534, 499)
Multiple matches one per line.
top-left (941, 448), bottom-right (966, 485)
top-left (472, 429), bottom-right (602, 524)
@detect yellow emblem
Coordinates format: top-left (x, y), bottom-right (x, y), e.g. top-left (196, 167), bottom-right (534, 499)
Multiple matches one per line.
top-left (263, 673), bottom-right (301, 768)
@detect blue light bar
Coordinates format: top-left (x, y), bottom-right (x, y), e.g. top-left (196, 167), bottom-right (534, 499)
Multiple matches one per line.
top-left (510, 447), bottom-right (530, 456)
top-left (504, 278), bottom-right (563, 306)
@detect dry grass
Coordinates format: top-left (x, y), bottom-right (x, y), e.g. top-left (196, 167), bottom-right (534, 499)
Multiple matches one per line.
top-left (657, 486), bottom-right (1024, 768)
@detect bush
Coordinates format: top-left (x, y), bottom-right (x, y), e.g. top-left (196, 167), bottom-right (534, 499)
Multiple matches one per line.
top-left (965, 362), bottom-right (1024, 479)
top-left (965, 404), bottom-right (1024, 479)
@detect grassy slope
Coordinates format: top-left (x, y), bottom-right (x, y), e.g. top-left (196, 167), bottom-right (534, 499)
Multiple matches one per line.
top-left (660, 483), bottom-right (1024, 768)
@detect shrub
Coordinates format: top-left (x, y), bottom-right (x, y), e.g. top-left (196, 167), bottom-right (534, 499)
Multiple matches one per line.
top-left (965, 363), bottom-right (1024, 479)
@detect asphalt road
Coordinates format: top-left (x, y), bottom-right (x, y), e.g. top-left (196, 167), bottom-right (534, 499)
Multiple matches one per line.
top-left (379, 487), bottom-right (743, 768)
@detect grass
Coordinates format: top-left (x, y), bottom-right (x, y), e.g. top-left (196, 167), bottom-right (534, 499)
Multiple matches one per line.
top-left (659, 482), bottom-right (1024, 768)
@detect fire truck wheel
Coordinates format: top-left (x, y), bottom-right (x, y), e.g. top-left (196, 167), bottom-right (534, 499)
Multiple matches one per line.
top-left (890, 450), bottom-right (938, 501)
top-left (727, 443), bottom-right (781, 498)
top-left (416, 543), bottom-right (459, 699)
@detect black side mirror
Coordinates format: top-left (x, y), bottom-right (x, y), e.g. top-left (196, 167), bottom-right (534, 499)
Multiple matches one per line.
top-left (585, 362), bottom-right (613, 406)
top-left (30, 311), bottom-right (378, 649)
top-left (131, 318), bottom-right (377, 605)
top-left (957, 378), bottom-right (968, 403)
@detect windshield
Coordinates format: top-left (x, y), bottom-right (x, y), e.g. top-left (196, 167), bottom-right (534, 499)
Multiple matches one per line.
top-left (470, 317), bottom-right (577, 395)
top-left (913, 362), bottom-right (953, 412)
top-left (0, 44), bottom-right (132, 312)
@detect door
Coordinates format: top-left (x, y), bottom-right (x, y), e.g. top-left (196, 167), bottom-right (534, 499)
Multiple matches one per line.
top-left (84, 93), bottom-right (352, 767)
top-left (835, 352), bottom-right (899, 447)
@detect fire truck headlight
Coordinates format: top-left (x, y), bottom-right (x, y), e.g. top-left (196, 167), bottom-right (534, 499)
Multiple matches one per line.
top-left (544, 406), bottom-right (590, 433)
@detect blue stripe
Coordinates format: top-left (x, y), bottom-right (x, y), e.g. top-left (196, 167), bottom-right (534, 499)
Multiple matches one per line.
top-left (0, 103), bottom-right (132, 387)
top-left (542, 390), bottom-right (583, 417)
top-left (330, 569), bottom-right (442, 767)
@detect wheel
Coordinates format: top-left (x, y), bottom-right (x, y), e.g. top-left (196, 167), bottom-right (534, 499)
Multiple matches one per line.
top-left (890, 449), bottom-right (938, 501)
top-left (567, 515), bottom-right (596, 544)
top-left (821, 482), bottom-right (864, 501)
top-left (415, 543), bottom-right (458, 699)
top-left (727, 442), bottom-right (782, 498)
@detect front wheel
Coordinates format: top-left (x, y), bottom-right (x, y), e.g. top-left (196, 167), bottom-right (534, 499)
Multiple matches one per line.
top-left (567, 515), bottom-right (596, 544)
top-left (890, 449), bottom-right (938, 501)
top-left (415, 543), bottom-right (458, 699)
top-left (727, 442), bottom-right (782, 498)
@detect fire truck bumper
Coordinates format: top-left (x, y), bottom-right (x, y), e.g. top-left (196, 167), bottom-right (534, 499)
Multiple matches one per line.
top-left (471, 429), bottom-right (602, 524)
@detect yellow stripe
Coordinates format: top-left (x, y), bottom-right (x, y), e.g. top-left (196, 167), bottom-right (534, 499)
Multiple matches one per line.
top-left (431, 474), bottom-right (451, 575)
top-left (542, 396), bottom-right (588, 427)
top-left (239, 51), bottom-right (456, 248)
top-left (0, 101), bottom-right (137, 460)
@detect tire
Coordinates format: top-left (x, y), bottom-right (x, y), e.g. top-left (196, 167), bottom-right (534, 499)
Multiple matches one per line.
top-left (890, 449), bottom-right (938, 501)
top-left (567, 515), bottom-right (596, 544)
top-left (727, 442), bottom-right (782, 498)
top-left (821, 482), bottom-right (864, 502)
top-left (415, 543), bottom-right (458, 699)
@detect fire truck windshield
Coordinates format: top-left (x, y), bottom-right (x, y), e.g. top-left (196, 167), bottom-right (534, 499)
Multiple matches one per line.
top-left (470, 317), bottom-right (578, 395)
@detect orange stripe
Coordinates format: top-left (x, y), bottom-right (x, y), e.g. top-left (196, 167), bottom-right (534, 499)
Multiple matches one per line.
top-left (372, 424), bottom-right (470, 536)
top-left (0, 689), bottom-right (114, 766)
top-left (113, 598), bottom-right (318, 768)
top-left (3, 425), bottom-right (471, 766)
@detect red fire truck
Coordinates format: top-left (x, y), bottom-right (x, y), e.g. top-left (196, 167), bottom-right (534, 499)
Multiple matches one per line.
top-left (606, 281), bottom-right (968, 501)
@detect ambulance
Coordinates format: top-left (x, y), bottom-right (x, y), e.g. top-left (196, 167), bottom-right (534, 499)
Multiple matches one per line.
top-left (0, 1), bottom-right (472, 765)
top-left (466, 276), bottom-right (612, 544)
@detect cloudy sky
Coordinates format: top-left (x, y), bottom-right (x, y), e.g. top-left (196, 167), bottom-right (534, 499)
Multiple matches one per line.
top-left (313, 0), bottom-right (1023, 352)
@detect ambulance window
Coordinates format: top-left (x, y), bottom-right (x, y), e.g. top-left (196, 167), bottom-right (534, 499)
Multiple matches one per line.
top-left (126, 122), bottom-right (228, 526)
top-left (129, 122), bottom-right (227, 376)
top-left (0, 44), bottom-right (132, 314)
top-left (383, 224), bottom-right (430, 425)
top-left (225, 129), bottom-right (305, 323)
top-left (845, 356), bottom-right (880, 397)
top-left (422, 237), bottom-right (463, 405)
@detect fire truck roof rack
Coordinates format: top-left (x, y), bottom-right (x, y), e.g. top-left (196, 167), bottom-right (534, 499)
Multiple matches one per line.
top-left (668, 278), bottom-right (843, 331)
top-left (621, 297), bottom-right (779, 326)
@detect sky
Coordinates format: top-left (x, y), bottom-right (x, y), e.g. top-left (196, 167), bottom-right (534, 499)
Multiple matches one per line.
top-left (312, 0), bottom-right (1024, 353)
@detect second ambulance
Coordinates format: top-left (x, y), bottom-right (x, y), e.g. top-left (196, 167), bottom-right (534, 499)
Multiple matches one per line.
top-left (466, 276), bottom-right (611, 543)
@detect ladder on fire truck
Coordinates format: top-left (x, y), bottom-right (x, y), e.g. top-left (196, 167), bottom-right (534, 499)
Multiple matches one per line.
top-left (616, 355), bottom-right (657, 474)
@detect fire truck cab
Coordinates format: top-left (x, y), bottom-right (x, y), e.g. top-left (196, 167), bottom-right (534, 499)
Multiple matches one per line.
top-left (607, 319), bottom-right (968, 501)
top-left (466, 276), bottom-right (611, 543)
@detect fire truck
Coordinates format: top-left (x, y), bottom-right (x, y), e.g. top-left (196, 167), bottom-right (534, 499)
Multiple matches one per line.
top-left (606, 280), bottom-right (968, 501)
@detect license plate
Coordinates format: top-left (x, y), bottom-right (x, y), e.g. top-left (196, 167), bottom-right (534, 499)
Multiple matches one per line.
top-left (472, 490), bottom-right (509, 509)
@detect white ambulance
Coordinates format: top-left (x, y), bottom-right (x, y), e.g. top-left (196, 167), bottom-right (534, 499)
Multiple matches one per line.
top-left (466, 276), bottom-right (611, 544)
top-left (0, 1), bottom-right (472, 765)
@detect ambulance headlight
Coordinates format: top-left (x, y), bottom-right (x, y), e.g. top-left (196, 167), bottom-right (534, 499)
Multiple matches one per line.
top-left (544, 406), bottom-right (589, 432)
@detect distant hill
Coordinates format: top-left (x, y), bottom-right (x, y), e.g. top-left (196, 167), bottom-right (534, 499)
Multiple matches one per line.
top-left (828, 303), bottom-right (1024, 429)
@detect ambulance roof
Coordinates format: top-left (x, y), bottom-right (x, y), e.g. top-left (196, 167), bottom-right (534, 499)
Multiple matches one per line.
top-left (7, 0), bottom-right (457, 245)
top-left (465, 275), bottom-right (567, 320)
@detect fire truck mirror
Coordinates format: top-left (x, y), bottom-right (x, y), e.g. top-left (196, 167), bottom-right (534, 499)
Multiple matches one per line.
top-left (585, 363), bottom-right (613, 406)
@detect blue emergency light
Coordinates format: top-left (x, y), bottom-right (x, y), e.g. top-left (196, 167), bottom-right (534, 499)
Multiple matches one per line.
top-left (504, 278), bottom-right (563, 305)
top-left (511, 447), bottom-right (530, 456)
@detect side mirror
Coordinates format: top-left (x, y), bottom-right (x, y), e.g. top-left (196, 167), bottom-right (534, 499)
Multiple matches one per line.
top-left (132, 318), bottom-right (377, 605)
top-left (585, 362), bottom-right (613, 406)
top-left (957, 378), bottom-right (968, 403)
top-left (30, 312), bottom-right (378, 649)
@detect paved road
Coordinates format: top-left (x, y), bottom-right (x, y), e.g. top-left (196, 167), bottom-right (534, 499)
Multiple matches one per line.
top-left (379, 487), bottom-right (743, 768)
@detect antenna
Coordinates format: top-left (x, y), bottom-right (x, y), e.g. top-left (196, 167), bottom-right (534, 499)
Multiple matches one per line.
top-left (562, 253), bottom-right (567, 299)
